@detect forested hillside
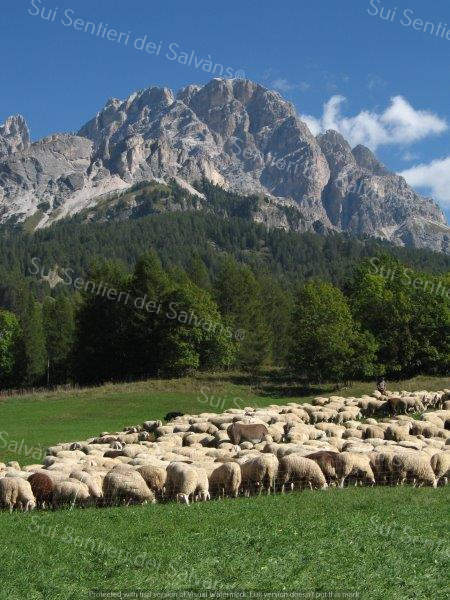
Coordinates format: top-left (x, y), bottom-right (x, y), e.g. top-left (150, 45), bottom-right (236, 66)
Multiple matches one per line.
top-left (0, 184), bottom-right (449, 390)
top-left (1, 182), bottom-right (449, 305)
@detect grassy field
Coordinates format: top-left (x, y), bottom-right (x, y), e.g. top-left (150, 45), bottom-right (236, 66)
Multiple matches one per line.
top-left (0, 373), bottom-right (448, 599)
top-left (0, 487), bottom-right (448, 600)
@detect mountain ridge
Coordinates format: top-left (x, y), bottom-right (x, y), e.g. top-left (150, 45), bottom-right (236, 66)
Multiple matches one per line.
top-left (0, 78), bottom-right (448, 253)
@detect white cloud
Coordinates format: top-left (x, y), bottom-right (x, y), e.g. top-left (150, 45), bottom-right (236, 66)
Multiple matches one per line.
top-left (301, 95), bottom-right (447, 150)
top-left (400, 157), bottom-right (450, 209)
top-left (272, 78), bottom-right (310, 93)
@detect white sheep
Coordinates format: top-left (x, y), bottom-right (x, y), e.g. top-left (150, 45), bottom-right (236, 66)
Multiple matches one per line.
top-left (0, 477), bottom-right (36, 512)
top-left (137, 465), bottom-right (167, 500)
top-left (103, 468), bottom-right (155, 505)
top-left (278, 454), bottom-right (327, 492)
top-left (208, 462), bottom-right (242, 498)
top-left (239, 454), bottom-right (278, 496)
top-left (69, 470), bottom-right (103, 501)
top-left (430, 452), bottom-right (450, 485)
top-left (392, 452), bottom-right (437, 487)
top-left (165, 462), bottom-right (209, 504)
top-left (335, 452), bottom-right (376, 487)
top-left (53, 479), bottom-right (90, 509)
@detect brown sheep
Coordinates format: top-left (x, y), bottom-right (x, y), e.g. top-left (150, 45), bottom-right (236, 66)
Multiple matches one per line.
top-left (104, 450), bottom-right (125, 459)
top-left (28, 473), bottom-right (54, 509)
top-left (383, 397), bottom-right (408, 416)
top-left (227, 423), bottom-right (269, 445)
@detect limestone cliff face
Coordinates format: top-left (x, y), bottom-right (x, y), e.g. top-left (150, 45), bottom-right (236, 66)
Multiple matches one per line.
top-left (0, 79), bottom-right (448, 253)
top-left (318, 131), bottom-right (448, 252)
top-left (0, 115), bottom-right (30, 158)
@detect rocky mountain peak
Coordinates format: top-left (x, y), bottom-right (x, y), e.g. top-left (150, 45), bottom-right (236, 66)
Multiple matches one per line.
top-left (317, 130), bottom-right (356, 177)
top-left (0, 115), bottom-right (31, 157)
top-left (352, 144), bottom-right (389, 175)
top-left (0, 79), bottom-right (448, 254)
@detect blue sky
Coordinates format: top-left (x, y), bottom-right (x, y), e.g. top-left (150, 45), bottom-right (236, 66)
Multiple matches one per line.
top-left (1, 0), bottom-right (449, 219)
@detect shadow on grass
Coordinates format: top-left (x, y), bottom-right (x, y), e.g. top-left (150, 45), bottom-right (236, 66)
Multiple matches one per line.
top-left (226, 369), bottom-right (337, 399)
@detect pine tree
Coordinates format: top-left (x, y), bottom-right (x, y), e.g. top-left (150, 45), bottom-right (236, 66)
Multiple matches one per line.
top-left (214, 257), bottom-right (272, 369)
top-left (128, 252), bottom-right (172, 377)
top-left (0, 309), bottom-right (21, 387)
top-left (72, 261), bottom-right (133, 384)
top-left (186, 252), bottom-right (211, 290)
top-left (21, 296), bottom-right (47, 386)
top-left (259, 276), bottom-right (294, 364)
top-left (43, 296), bottom-right (75, 384)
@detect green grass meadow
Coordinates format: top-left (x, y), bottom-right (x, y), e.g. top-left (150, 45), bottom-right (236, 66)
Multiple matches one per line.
top-left (0, 373), bottom-right (448, 599)
top-left (1, 487), bottom-right (448, 600)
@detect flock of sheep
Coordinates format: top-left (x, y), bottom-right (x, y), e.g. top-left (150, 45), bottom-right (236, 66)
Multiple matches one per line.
top-left (0, 388), bottom-right (449, 510)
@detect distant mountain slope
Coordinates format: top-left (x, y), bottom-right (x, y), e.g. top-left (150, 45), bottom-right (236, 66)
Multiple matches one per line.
top-left (1, 183), bottom-right (449, 310)
top-left (0, 79), bottom-right (448, 253)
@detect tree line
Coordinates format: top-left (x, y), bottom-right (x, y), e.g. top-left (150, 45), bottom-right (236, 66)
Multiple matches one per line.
top-left (0, 251), bottom-right (448, 389)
